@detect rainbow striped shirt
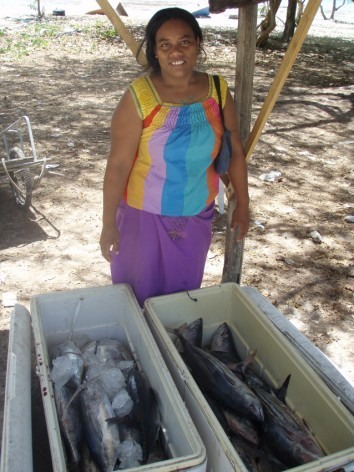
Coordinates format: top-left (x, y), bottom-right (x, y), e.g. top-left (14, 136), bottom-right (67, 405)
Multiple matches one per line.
top-left (125, 74), bottom-right (227, 216)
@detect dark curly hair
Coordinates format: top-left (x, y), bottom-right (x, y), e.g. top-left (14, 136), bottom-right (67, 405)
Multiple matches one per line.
top-left (136, 7), bottom-right (205, 73)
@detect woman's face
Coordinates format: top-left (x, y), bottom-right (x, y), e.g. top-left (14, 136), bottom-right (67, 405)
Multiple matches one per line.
top-left (154, 19), bottom-right (200, 77)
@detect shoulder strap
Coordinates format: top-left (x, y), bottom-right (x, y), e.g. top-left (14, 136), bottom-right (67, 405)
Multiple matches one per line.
top-left (129, 76), bottom-right (158, 120)
top-left (213, 75), bottom-right (225, 129)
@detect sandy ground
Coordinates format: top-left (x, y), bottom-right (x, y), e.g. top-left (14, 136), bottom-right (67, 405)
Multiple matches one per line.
top-left (0, 3), bottom-right (353, 469)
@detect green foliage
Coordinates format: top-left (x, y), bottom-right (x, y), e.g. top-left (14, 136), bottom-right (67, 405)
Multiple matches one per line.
top-left (0, 22), bottom-right (60, 58)
top-left (90, 21), bottom-right (119, 40)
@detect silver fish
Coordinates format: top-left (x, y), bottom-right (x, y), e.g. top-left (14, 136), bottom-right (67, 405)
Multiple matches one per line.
top-left (223, 407), bottom-right (260, 447)
top-left (51, 340), bottom-right (84, 388)
top-left (230, 435), bottom-right (286, 472)
top-left (210, 322), bottom-right (241, 360)
top-left (175, 318), bottom-right (203, 347)
top-left (96, 338), bottom-right (133, 363)
top-left (54, 383), bottom-right (82, 465)
top-left (176, 333), bottom-right (264, 424)
top-left (126, 368), bottom-right (160, 464)
top-left (251, 384), bottom-right (325, 467)
top-left (80, 380), bottom-right (120, 472)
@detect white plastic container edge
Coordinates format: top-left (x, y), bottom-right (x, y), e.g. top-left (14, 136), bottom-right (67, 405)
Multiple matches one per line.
top-left (0, 304), bottom-right (33, 472)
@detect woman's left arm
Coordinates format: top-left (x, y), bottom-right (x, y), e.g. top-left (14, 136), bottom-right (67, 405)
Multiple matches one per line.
top-left (223, 89), bottom-right (250, 241)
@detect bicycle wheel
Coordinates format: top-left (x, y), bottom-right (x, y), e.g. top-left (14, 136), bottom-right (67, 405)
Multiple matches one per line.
top-left (9, 147), bottom-right (33, 209)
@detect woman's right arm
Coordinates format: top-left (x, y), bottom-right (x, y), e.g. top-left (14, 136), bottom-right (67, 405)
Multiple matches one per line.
top-left (100, 89), bottom-right (143, 262)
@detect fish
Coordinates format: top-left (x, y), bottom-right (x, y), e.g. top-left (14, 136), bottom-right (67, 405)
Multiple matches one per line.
top-left (50, 340), bottom-right (82, 361)
top-left (50, 340), bottom-right (85, 388)
top-left (209, 321), bottom-right (241, 360)
top-left (230, 435), bottom-right (287, 472)
top-left (203, 388), bottom-right (260, 446)
top-left (80, 380), bottom-right (120, 472)
top-left (229, 435), bottom-right (260, 472)
top-left (96, 338), bottom-right (133, 363)
top-left (209, 348), bottom-right (290, 403)
top-left (253, 442), bottom-right (288, 472)
top-left (79, 441), bottom-right (101, 472)
top-left (250, 383), bottom-right (325, 467)
top-left (176, 332), bottom-right (264, 424)
top-left (126, 367), bottom-right (160, 464)
top-left (54, 383), bottom-right (83, 466)
top-left (176, 318), bottom-right (203, 347)
top-left (222, 407), bottom-right (260, 447)
top-left (116, 423), bottom-right (143, 469)
top-left (168, 318), bottom-right (203, 352)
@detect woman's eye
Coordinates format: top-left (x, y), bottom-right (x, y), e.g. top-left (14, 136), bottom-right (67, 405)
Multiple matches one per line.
top-left (181, 40), bottom-right (190, 46)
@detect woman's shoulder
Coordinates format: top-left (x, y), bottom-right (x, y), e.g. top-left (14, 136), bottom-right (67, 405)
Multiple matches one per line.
top-left (129, 75), bottom-right (159, 119)
top-left (208, 73), bottom-right (228, 107)
top-left (129, 75), bottom-right (150, 92)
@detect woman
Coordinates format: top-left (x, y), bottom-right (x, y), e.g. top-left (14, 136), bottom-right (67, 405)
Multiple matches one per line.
top-left (100, 7), bottom-right (249, 306)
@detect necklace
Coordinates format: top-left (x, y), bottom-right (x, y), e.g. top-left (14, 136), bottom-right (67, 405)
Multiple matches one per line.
top-left (180, 96), bottom-right (195, 105)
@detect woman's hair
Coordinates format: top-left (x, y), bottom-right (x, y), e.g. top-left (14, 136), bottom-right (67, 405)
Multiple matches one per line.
top-left (137, 7), bottom-right (204, 73)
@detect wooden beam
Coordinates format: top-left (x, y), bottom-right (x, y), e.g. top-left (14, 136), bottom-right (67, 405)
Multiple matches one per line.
top-left (96, 0), bottom-right (147, 65)
top-left (209, 0), bottom-right (265, 14)
top-left (222, 4), bottom-right (258, 285)
top-left (245, 0), bottom-right (322, 161)
top-left (235, 4), bottom-right (258, 145)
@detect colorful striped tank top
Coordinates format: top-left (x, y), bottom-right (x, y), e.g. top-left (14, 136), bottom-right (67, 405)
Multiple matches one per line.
top-left (125, 74), bottom-right (228, 216)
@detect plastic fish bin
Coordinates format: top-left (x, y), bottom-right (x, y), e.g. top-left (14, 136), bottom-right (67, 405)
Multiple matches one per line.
top-left (30, 283), bottom-right (207, 472)
top-left (143, 283), bottom-right (354, 472)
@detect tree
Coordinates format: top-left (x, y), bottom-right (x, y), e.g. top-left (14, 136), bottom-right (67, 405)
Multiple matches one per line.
top-left (282, 0), bottom-right (298, 42)
top-left (256, 0), bottom-right (282, 47)
top-left (320, 0), bottom-right (347, 19)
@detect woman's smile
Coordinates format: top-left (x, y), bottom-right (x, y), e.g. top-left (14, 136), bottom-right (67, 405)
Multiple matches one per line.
top-left (155, 19), bottom-right (199, 75)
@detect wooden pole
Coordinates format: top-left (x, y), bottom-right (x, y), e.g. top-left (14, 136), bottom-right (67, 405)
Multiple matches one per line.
top-left (95, 0), bottom-right (147, 65)
top-left (245, 0), bottom-right (322, 161)
top-left (222, 4), bottom-right (258, 285)
top-left (235, 4), bottom-right (258, 145)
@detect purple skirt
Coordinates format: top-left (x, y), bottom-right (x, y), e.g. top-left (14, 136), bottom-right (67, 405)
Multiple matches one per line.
top-left (111, 201), bottom-right (214, 306)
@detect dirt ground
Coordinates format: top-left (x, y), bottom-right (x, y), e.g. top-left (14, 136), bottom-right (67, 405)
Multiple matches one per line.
top-left (0, 11), bottom-right (353, 468)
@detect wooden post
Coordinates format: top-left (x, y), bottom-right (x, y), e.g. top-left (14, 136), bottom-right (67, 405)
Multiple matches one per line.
top-left (245, 0), bottom-right (322, 161)
top-left (235, 4), bottom-right (258, 144)
top-left (95, 0), bottom-right (147, 65)
top-left (222, 4), bottom-right (257, 284)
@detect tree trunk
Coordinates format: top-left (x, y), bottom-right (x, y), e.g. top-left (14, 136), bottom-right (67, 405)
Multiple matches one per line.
top-left (256, 0), bottom-right (282, 47)
top-left (222, 4), bottom-right (257, 284)
top-left (282, 0), bottom-right (298, 42)
top-left (330, 0), bottom-right (346, 19)
top-left (320, 0), bottom-right (346, 20)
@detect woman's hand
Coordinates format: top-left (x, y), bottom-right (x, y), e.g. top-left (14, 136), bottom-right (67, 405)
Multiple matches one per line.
top-left (231, 203), bottom-right (250, 241)
top-left (100, 224), bottom-right (120, 262)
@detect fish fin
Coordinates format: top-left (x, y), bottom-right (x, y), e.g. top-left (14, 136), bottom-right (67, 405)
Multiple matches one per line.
top-left (166, 324), bottom-right (187, 336)
top-left (228, 350), bottom-right (257, 378)
top-left (276, 374), bottom-right (291, 403)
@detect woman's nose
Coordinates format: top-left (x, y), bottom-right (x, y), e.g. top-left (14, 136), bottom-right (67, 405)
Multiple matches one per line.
top-left (169, 44), bottom-right (183, 55)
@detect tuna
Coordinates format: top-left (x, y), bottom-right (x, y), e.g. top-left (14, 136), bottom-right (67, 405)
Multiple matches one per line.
top-left (176, 333), bottom-right (264, 424)
top-left (209, 321), bottom-right (241, 360)
top-left (251, 384), bottom-right (325, 467)
top-left (80, 380), bottom-right (120, 472)
top-left (126, 368), bottom-right (160, 463)
top-left (54, 383), bottom-right (83, 465)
